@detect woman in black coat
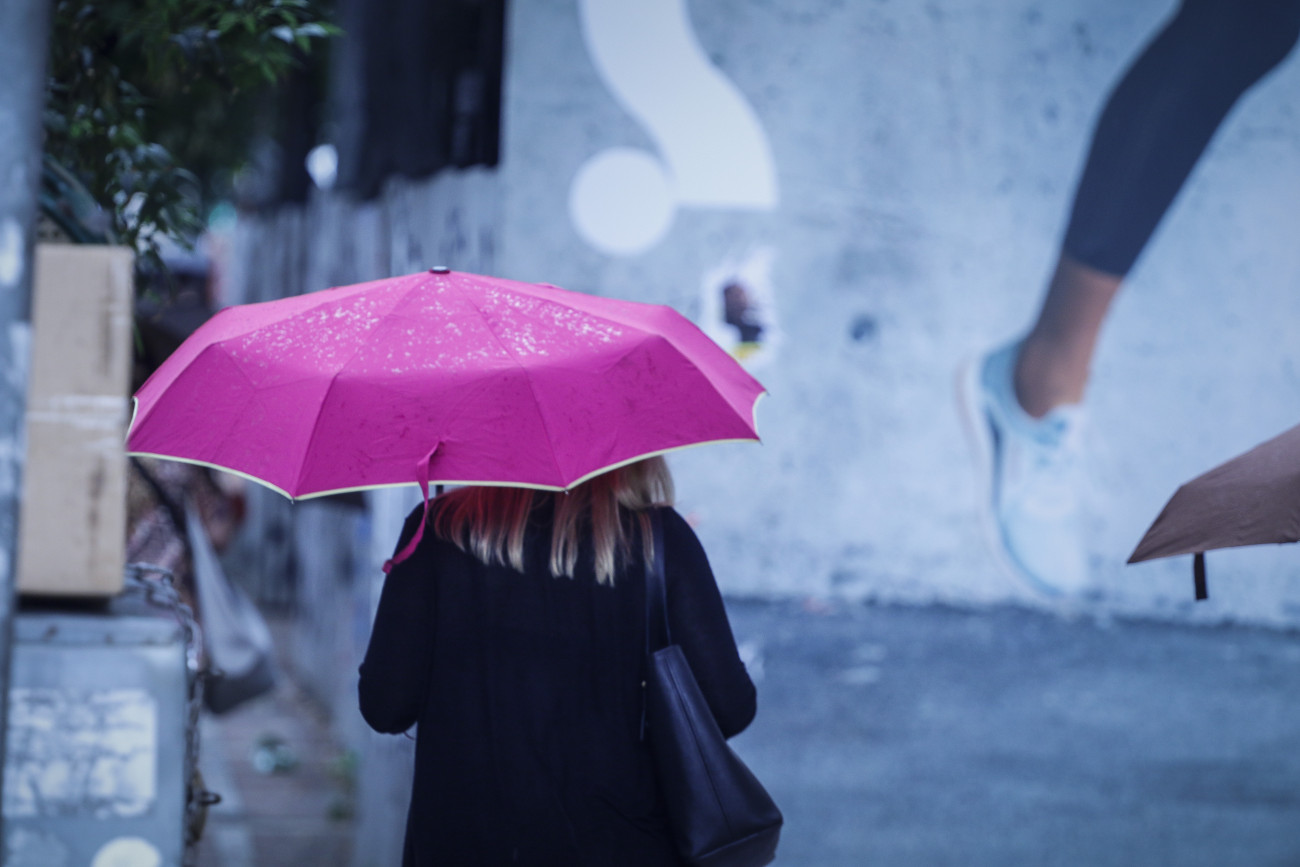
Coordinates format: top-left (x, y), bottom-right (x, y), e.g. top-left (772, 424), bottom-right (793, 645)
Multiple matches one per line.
top-left (358, 457), bottom-right (757, 866)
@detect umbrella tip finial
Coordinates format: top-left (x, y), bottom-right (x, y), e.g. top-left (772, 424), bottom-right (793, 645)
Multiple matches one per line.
top-left (429, 266), bottom-right (451, 274)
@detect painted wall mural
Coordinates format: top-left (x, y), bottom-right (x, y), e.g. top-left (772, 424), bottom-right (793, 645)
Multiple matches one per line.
top-left (498, 0), bottom-right (1300, 624)
top-left (570, 0), bottom-right (778, 255)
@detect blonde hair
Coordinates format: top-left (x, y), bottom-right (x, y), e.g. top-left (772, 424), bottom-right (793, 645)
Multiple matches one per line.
top-left (431, 457), bottom-right (675, 585)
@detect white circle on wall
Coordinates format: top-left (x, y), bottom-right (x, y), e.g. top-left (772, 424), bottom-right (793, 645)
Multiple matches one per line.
top-left (91, 837), bottom-right (162, 867)
top-left (569, 147), bottom-right (675, 256)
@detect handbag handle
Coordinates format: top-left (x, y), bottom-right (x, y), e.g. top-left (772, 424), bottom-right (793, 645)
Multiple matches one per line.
top-left (641, 508), bottom-right (669, 741)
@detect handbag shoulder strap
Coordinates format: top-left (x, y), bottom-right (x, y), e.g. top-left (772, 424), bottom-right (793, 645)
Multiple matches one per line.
top-left (644, 508), bottom-right (671, 653)
top-left (640, 508), bottom-right (669, 742)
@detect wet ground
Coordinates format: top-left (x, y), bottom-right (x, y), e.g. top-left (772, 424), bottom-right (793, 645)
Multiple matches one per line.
top-left (728, 599), bottom-right (1300, 867)
top-left (195, 600), bottom-right (1300, 866)
top-left (194, 619), bottom-right (355, 867)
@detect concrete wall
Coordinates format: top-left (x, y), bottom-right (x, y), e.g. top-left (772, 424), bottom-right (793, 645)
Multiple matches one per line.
top-left (492, 0), bottom-right (1300, 625)
top-left (216, 0), bottom-right (1300, 857)
top-left (223, 0), bottom-right (1300, 659)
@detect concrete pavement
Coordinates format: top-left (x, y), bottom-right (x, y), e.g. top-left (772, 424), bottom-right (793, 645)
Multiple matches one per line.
top-left (193, 618), bottom-right (356, 867)
top-left (193, 600), bottom-right (1300, 866)
top-left (727, 599), bottom-right (1300, 867)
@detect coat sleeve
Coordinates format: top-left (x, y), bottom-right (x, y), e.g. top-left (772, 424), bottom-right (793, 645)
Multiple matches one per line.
top-left (357, 506), bottom-right (438, 735)
top-left (660, 507), bottom-right (757, 738)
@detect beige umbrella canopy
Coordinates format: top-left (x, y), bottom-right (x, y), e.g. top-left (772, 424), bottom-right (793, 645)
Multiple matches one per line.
top-left (1128, 422), bottom-right (1300, 600)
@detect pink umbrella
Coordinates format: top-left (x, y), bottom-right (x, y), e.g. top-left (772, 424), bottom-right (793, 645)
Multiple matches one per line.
top-left (127, 268), bottom-right (765, 566)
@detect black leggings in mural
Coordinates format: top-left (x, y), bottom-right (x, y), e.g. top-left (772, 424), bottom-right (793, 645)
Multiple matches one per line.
top-left (1061, 0), bottom-right (1300, 276)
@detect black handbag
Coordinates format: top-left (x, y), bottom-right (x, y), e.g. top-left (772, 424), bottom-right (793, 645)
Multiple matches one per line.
top-left (643, 510), bottom-right (783, 867)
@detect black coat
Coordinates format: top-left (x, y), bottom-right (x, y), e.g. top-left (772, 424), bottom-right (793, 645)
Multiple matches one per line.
top-left (358, 504), bottom-right (757, 866)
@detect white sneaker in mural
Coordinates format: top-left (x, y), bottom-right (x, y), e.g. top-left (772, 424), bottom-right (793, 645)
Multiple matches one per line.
top-left (956, 341), bottom-right (1089, 596)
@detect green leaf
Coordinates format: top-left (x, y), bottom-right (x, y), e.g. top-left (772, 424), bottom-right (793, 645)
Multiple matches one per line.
top-left (216, 11), bottom-right (244, 33)
top-left (44, 0), bottom-right (338, 257)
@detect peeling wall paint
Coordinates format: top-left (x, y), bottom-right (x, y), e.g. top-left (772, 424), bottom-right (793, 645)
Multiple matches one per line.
top-left (3, 688), bottom-right (157, 819)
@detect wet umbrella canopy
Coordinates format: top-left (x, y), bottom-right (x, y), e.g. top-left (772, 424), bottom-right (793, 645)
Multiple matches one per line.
top-left (127, 268), bottom-right (766, 566)
top-left (1128, 422), bottom-right (1300, 599)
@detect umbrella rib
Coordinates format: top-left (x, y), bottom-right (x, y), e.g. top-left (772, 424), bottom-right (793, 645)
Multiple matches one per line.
top-left (603, 332), bottom-right (763, 435)
top-left (210, 283), bottom-right (381, 345)
top-left (583, 306), bottom-right (762, 431)
top-left (461, 303), bottom-right (758, 488)
top-left (464, 296), bottom-right (569, 487)
top-left (291, 278), bottom-right (423, 497)
top-left (293, 362), bottom-right (358, 498)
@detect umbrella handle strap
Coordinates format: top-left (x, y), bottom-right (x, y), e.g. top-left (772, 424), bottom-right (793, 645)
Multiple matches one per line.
top-left (382, 443), bottom-right (440, 574)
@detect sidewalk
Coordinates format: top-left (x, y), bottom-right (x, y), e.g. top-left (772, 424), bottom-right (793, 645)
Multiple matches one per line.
top-left (191, 599), bottom-right (1300, 866)
top-left (193, 617), bottom-right (356, 867)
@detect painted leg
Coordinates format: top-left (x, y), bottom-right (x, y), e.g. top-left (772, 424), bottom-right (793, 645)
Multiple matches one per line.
top-left (1014, 255), bottom-right (1123, 418)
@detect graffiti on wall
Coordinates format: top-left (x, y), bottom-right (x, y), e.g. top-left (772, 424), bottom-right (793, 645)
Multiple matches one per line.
top-left (571, 0), bottom-right (779, 255)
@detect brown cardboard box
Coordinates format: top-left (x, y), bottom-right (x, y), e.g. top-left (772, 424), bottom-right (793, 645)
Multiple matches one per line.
top-left (17, 244), bottom-right (133, 596)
